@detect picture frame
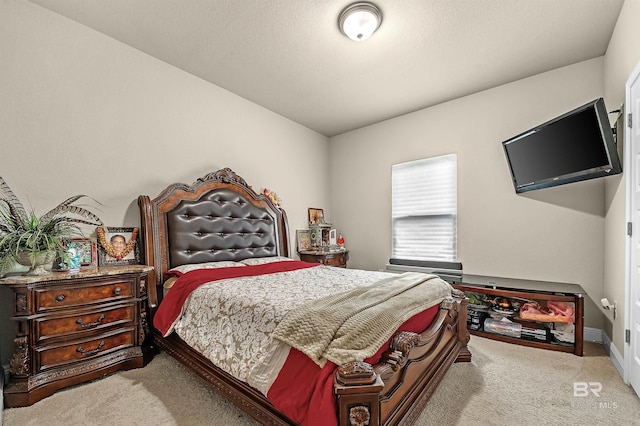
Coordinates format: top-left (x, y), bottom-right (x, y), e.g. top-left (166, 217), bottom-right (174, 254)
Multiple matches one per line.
top-left (74, 238), bottom-right (97, 266)
top-left (296, 229), bottom-right (311, 251)
top-left (329, 229), bottom-right (337, 246)
top-left (308, 208), bottom-right (324, 225)
top-left (52, 238), bottom-right (97, 271)
top-left (96, 226), bottom-right (141, 266)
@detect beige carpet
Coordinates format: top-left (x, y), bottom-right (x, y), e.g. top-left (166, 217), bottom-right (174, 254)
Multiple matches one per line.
top-left (3, 336), bottom-right (639, 425)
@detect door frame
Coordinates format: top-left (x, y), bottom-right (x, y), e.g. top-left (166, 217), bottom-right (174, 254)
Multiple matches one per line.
top-left (624, 58), bottom-right (640, 388)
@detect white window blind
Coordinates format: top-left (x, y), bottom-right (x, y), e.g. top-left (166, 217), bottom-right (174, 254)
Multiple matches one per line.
top-left (391, 154), bottom-right (457, 262)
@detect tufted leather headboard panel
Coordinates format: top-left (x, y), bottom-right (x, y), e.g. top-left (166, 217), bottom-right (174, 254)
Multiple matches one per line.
top-left (138, 168), bottom-right (290, 308)
top-left (166, 188), bottom-right (279, 268)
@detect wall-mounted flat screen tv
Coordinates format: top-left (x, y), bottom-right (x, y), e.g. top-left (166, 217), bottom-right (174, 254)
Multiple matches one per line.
top-left (502, 98), bottom-right (622, 193)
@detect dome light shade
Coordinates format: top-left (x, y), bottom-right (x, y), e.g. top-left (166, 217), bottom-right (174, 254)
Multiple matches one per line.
top-left (339, 2), bottom-right (382, 41)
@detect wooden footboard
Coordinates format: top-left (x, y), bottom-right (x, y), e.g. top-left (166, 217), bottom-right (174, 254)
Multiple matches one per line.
top-left (336, 288), bottom-right (470, 426)
top-left (149, 290), bottom-right (469, 426)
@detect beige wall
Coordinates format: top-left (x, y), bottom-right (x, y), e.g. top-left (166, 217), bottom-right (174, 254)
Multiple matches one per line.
top-left (0, 1), bottom-right (329, 364)
top-left (328, 0), bottom-right (640, 341)
top-left (603, 0), bottom-right (640, 354)
top-left (0, 0), bottom-right (329, 233)
top-left (329, 58), bottom-right (607, 328)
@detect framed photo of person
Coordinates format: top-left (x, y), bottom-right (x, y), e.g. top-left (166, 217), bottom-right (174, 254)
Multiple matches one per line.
top-left (96, 226), bottom-right (141, 266)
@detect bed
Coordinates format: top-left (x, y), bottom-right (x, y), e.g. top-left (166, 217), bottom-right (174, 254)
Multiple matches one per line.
top-left (138, 167), bottom-right (470, 426)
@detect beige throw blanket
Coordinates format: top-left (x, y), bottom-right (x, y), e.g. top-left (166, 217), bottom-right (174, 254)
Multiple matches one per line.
top-left (271, 272), bottom-right (452, 367)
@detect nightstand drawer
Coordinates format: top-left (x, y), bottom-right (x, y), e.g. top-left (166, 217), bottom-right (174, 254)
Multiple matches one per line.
top-left (36, 327), bottom-right (136, 372)
top-left (35, 304), bottom-right (136, 343)
top-left (322, 253), bottom-right (348, 267)
top-left (298, 250), bottom-right (349, 268)
top-left (35, 280), bottom-right (134, 312)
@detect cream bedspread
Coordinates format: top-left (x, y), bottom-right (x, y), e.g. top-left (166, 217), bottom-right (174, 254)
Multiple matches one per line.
top-left (172, 266), bottom-right (450, 395)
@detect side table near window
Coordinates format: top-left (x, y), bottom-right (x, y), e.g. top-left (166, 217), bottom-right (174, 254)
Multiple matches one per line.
top-left (298, 249), bottom-right (349, 268)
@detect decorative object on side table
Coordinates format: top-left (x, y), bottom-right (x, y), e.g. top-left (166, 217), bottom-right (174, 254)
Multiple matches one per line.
top-left (0, 177), bottom-right (103, 276)
top-left (53, 238), bottom-right (96, 272)
top-left (304, 206), bottom-right (345, 252)
top-left (296, 229), bottom-right (311, 251)
top-left (308, 207), bottom-right (324, 225)
top-left (73, 237), bottom-right (97, 266)
top-left (96, 226), bottom-right (141, 266)
top-left (56, 242), bottom-right (83, 272)
top-left (309, 223), bottom-right (333, 248)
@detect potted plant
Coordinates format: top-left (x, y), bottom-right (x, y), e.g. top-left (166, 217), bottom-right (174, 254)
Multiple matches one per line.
top-left (0, 177), bottom-right (103, 276)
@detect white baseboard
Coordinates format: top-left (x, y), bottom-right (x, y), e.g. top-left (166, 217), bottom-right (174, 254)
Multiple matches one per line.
top-left (584, 326), bottom-right (603, 343)
top-left (601, 330), bottom-right (625, 380)
top-left (585, 328), bottom-right (625, 380)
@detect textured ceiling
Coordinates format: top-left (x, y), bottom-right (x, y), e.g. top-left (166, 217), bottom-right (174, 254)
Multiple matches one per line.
top-left (28, 0), bottom-right (625, 137)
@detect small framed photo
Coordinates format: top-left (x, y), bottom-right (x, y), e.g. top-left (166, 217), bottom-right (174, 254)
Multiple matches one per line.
top-left (52, 238), bottom-right (97, 271)
top-left (74, 238), bottom-right (97, 266)
top-left (296, 230), bottom-right (311, 251)
top-left (96, 227), bottom-right (141, 266)
top-left (308, 208), bottom-right (324, 225)
top-left (329, 229), bottom-right (337, 246)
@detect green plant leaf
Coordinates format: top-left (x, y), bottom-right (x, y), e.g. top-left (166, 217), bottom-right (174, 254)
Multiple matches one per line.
top-left (0, 177), bottom-right (103, 275)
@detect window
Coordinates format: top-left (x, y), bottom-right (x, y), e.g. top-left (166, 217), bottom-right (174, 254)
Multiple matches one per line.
top-left (391, 154), bottom-right (457, 263)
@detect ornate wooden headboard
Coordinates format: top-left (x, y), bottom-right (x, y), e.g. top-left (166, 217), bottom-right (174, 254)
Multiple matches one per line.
top-left (138, 168), bottom-right (289, 308)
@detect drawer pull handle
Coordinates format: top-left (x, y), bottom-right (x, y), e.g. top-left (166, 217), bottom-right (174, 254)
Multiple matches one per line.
top-left (76, 340), bottom-right (105, 356)
top-left (55, 294), bottom-right (66, 302)
top-left (113, 287), bottom-right (122, 295)
top-left (76, 314), bottom-right (105, 329)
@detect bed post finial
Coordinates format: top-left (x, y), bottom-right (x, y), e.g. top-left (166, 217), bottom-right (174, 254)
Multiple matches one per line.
top-left (197, 168), bottom-right (250, 188)
top-left (335, 361), bottom-right (383, 426)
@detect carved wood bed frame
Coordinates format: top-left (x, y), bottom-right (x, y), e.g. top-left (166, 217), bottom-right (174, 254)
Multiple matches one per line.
top-left (138, 168), bottom-right (471, 426)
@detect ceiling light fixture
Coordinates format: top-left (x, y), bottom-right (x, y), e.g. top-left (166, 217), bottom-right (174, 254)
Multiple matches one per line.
top-left (338, 2), bottom-right (382, 42)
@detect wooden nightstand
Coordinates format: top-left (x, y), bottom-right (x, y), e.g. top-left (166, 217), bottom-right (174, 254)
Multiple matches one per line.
top-left (298, 249), bottom-right (349, 268)
top-left (0, 265), bottom-right (153, 407)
